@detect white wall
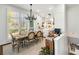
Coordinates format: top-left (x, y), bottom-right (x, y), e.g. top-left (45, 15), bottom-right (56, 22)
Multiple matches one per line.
top-left (66, 5), bottom-right (79, 34)
top-left (54, 5), bottom-right (65, 33)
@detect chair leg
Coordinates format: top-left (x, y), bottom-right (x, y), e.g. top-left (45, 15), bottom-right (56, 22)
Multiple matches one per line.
top-left (23, 40), bottom-right (26, 47)
top-left (12, 45), bottom-right (14, 51)
top-left (21, 42), bottom-right (24, 48)
top-left (17, 44), bottom-right (19, 53)
top-left (12, 42), bottom-right (14, 50)
top-left (17, 41), bottom-right (20, 53)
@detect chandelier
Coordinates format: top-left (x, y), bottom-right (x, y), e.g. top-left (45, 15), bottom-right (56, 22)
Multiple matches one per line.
top-left (25, 4), bottom-right (37, 31)
top-left (25, 4), bottom-right (37, 20)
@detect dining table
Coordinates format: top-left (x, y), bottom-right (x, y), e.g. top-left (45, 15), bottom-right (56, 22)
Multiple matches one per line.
top-left (12, 31), bottom-right (37, 40)
top-left (11, 32), bottom-right (29, 52)
top-left (12, 32), bottom-right (28, 41)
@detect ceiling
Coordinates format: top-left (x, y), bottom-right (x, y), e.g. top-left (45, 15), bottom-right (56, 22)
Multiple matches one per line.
top-left (12, 4), bottom-right (58, 17)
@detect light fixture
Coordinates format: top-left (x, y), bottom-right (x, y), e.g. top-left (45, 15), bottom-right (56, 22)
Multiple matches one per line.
top-left (25, 4), bottom-right (37, 20)
top-left (25, 4), bottom-right (37, 31)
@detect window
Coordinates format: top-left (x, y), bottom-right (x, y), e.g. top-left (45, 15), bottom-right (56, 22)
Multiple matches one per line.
top-left (7, 8), bottom-right (19, 34)
top-left (7, 7), bottom-right (35, 39)
top-left (20, 13), bottom-right (29, 33)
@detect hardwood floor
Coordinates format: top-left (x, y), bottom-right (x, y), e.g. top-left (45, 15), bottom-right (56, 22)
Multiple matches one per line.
top-left (3, 40), bottom-right (45, 55)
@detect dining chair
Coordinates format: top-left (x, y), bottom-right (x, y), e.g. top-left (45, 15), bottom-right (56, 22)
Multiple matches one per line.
top-left (27, 32), bottom-right (36, 44)
top-left (35, 31), bottom-right (43, 41)
top-left (10, 33), bottom-right (24, 52)
top-left (48, 31), bottom-right (54, 37)
top-left (10, 33), bottom-right (18, 51)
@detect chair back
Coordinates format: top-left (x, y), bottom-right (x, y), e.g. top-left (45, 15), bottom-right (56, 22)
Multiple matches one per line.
top-left (28, 32), bottom-right (35, 40)
top-left (48, 31), bottom-right (54, 37)
top-left (10, 33), bottom-right (16, 43)
top-left (36, 31), bottom-right (43, 37)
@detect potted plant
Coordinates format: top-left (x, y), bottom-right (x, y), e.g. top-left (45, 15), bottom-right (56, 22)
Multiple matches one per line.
top-left (39, 47), bottom-right (50, 55)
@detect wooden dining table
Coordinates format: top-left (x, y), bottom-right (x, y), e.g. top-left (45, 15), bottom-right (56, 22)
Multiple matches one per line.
top-left (12, 31), bottom-right (37, 40)
top-left (12, 32), bottom-right (28, 40)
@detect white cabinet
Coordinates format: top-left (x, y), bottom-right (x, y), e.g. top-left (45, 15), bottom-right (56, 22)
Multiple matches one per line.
top-left (54, 34), bottom-right (68, 55)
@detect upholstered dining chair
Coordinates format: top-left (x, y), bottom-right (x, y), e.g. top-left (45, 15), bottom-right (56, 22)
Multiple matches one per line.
top-left (35, 31), bottom-right (43, 41)
top-left (27, 32), bottom-right (36, 44)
